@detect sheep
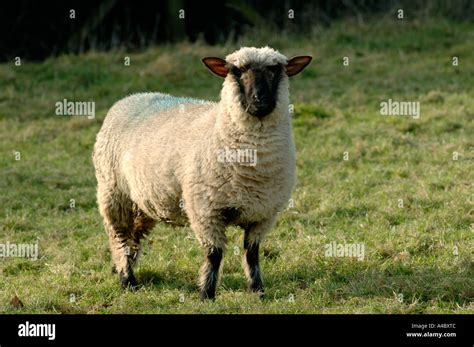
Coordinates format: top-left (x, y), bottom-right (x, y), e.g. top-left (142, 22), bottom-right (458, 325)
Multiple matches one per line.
top-left (92, 46), bottom-right (312, 300)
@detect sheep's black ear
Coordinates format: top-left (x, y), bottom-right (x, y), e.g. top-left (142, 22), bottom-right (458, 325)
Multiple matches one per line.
top-left (202, 57), bottom-right (229, 77)
top-left (285, 56), bottom-right (312, 77)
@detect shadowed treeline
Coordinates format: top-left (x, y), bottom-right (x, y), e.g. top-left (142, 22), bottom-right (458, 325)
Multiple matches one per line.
top-left (1, 0), bottom-right (473, 62)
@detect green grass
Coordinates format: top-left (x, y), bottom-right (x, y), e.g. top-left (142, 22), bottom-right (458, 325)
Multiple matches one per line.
top-left (0, 16), bottom-right (473, 313)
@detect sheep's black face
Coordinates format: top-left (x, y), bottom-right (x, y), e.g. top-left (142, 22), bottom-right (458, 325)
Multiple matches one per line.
top-left (202, 55), bottom-right (312, 120)
top-left (231, 63), bottom-right (283, 118)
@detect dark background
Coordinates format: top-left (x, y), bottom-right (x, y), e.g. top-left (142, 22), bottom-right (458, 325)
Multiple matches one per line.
top-left (1, 0), bottom-right (473, 62)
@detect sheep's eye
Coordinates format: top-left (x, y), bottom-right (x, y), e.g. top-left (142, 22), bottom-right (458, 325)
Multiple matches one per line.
top-left (267, 65), bottom-right (280, 74)
top-left (232, 67), bottom-right (242, 78)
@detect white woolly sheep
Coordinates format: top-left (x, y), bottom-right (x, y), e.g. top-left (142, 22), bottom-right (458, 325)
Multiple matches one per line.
top-left (92, 46), bottom-right (312, 299)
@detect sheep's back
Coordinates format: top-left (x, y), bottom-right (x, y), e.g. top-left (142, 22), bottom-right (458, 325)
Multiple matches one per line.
top-left (93, 93), bottom-right (217, 220)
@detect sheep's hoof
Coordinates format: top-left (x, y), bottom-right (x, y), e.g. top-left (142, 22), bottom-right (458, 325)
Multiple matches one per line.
top-left (249, 281), bottom-right (264, 292)
top-left (119, 272), bottom-right (138, 290)
top-left (111, 265), bottom-right (117, 274)
top-left (199, 289), bottom-right (216, 301)
top-left (249, 283), bottom-right (265, 299)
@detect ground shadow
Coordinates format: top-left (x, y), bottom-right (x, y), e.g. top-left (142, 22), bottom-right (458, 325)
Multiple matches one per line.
top-left (264, 257), bottom-right (473, 307)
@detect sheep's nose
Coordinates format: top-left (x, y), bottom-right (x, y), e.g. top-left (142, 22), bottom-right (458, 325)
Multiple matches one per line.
top-left (252, 93), bottom-right (268, 105)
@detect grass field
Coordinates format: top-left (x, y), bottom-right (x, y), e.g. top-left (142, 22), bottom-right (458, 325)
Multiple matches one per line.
top-left (0, 16), bottom-right (473, 313)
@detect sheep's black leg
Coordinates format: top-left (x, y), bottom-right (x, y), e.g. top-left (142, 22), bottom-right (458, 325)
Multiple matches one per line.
top-left (199, 246), bottom-right (223, 300)
top-left (107, 227), bottom-right (139, 289)
top-left (243, 230), bottom-right (264, 294)
top-left (119, 261), bottom-right (137, 288)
